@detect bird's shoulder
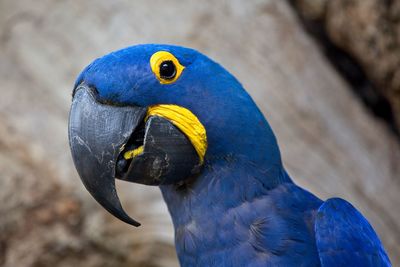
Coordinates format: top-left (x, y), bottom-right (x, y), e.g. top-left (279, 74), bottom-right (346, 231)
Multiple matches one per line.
top-left (234, 183), bottom-right (322, 267)
top-left (315, 198), bottom-right (391, 267)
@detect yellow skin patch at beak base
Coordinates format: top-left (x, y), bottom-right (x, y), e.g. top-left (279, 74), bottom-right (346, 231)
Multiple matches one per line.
top-left (123, 105), bottom-right (207, 164)
top-left (146, 105), bottom-right (207, 164)
top-left (123, 145), bottom-right (144, 160)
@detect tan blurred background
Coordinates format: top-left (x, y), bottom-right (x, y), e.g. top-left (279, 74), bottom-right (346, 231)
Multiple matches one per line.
top-left (0, 0), bottom-right (399, 266)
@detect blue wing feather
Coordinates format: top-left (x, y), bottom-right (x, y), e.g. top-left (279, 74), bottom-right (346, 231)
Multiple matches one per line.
top-left (315, 198), bottom-right (391, 267)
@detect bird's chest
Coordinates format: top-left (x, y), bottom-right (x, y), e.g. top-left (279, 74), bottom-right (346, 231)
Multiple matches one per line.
top-left (174, 195), bottom-right (320, 267)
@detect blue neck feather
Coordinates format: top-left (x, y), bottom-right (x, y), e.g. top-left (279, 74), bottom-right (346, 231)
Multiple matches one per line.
top-left (159, 104), bottom-right (321, 266)
top-left (160, 156), bottom-right (321, 266)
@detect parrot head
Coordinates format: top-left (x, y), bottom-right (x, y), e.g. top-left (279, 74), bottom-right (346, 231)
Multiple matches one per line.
top-left (69, 44), bottom-right (281, 226)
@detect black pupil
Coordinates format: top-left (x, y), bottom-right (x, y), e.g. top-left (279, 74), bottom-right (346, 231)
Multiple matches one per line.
top-left (159, 60), bottom-right (176, 80)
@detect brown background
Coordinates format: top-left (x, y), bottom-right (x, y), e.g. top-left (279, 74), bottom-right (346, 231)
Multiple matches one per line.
top-left (0, 0), bottom-right (399, 266)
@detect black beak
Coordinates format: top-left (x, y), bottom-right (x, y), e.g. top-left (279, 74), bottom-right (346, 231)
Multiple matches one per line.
top-left (68, 85), bottom-right (199, 226)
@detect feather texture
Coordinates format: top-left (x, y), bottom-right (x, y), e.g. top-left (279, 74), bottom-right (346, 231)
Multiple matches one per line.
top-left (315, 198), bottom-right (391, 267)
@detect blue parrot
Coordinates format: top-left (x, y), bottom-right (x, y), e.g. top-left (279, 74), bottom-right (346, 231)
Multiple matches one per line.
top-left (68, 44), bottom-right (391, 267)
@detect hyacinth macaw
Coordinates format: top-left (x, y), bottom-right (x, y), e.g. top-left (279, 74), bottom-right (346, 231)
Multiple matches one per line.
top-left (68, 44), bottom-right (391, 267)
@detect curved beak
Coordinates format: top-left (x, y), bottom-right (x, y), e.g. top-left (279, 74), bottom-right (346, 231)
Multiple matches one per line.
top-left (68, 85), bottom-right (201, 226)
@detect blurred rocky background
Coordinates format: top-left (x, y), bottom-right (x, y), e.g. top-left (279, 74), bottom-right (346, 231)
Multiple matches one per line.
top-left (0, 0), bottom-right (399, 266)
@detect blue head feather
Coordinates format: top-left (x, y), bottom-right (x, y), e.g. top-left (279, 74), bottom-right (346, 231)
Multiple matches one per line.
top-left (76, 44), bottom-right (282, 172)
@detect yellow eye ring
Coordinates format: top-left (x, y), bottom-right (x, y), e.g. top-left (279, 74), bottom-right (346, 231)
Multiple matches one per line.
top-left (150, 51), bottom-right (185, 84)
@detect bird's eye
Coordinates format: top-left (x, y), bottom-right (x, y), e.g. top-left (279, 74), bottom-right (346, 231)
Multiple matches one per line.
top-left (159, 60), bottom-right (176, 80)
top-left (150, 51), bottom-right (185, 84)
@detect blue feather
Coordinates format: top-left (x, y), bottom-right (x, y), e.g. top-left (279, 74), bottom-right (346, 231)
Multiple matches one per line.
top-left (76, 44), bottom-right (392, 266)
top-left (315, 198), bottom-right (391, 267)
